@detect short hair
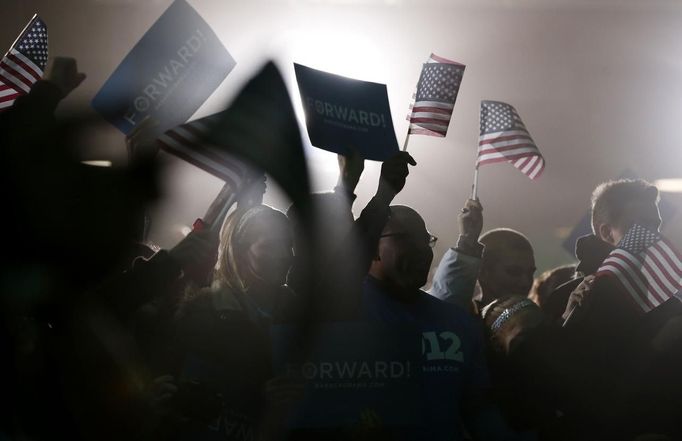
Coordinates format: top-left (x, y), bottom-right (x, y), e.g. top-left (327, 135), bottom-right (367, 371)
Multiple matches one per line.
top-left (479, 228), bottom-right (533, 268)
top-left (528, 264), bottom-right (576, 308)
top-left (590, 179), bottom-right (659, 234)
top-left (386, 205), bottom-right (426, 232)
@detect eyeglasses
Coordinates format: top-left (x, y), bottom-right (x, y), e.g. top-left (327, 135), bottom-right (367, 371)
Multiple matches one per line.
top-left (380, 232), bottom-right (438, 248)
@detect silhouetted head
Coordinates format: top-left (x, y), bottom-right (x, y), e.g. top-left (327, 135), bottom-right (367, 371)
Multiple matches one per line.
top-left (479, 228), bottom-right (536, 304)
top-left (370, 205), bottom-right (435, 296)
top-left (591, 179), bottom-right (661, 246)
top-left (218, 204), bottom-right (293, 292)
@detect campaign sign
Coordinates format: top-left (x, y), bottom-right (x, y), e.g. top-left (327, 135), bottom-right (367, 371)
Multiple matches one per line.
top-left (271, 322), bottom-right (423, 429)
top-left (91, 0), bottom-right (236, 136)
top-left (294, 63), bottom-right (400, 161)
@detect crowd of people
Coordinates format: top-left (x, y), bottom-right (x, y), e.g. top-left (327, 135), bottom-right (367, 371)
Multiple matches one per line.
top-left (1, 56), bottom-right (681, 441)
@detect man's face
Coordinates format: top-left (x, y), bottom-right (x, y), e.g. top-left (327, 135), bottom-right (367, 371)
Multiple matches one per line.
top-left (480, 248), bottom-right (536, 301)
top-left (377, 219), bottom-right (435, 292)
top-left (606, 199), bottom-right (661, 245)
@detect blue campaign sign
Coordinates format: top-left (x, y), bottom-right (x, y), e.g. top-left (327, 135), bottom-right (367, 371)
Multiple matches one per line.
top-left (91, 0), bottom-right (236, 136)
top-left (294, 63), bottom-right (400, 161)
top-left (271, 322), bottom-right (423, 429)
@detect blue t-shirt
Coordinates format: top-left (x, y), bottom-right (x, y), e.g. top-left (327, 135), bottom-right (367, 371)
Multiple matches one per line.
top-left (362, 276), bottom-right (491, 440)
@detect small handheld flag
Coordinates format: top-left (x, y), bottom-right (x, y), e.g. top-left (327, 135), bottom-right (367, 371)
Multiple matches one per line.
top-left (0, 15), bottom-right (48, 111)
top-left (477, 100), bottom-right (544, 180)
top-left (158, 114), bottom-right (256, 193)
top-left (407, 53), bottom-right (465, 139)
top-left (596, 224), bottom-right (682, 313)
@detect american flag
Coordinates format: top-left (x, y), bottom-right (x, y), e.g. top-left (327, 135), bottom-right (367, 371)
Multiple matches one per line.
top-left (407, 53), bottom-right (465, 137)
top-left (0, 15), bottom-right (48, 111)
top-left (157, 114), bottom-right (255, 191)
top-left (477, 100), bottom-right (544, 180)
top-left (596, 224), bottom-right (682, 313)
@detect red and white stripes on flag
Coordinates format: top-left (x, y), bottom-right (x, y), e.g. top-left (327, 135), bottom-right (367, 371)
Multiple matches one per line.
top-left (0, 15), bottom-right (48, 111)
top-left (0, 80), bottom-right (21, 110)
top-left (477, 100), bottom-right (544, 180)
top-left (596, 224), bottom-right (682, 313)
top-left (407, 54), bottom-right (465, 137)
top-left (157, 115), bottom-right (253, 191)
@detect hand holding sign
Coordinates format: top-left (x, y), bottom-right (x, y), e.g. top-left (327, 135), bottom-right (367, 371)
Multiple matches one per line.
top-left (376, 151), bottom-right (416, 204)
top-left (336, 151), bottom-right (365, 195)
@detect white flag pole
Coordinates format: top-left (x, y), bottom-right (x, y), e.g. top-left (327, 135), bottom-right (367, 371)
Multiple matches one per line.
top-left (7, 14), bottom-right (38, 55)
top-left (472, 101), bottom-right (482, 200)
top-left (472, 165), bottom-right (479, 200)
top-left (562, 306), bottom-right (577, 328)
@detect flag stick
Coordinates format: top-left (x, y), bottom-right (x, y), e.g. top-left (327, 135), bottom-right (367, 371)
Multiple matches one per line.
top-left (562, 305), bottom-right (576, 328)
top-left (402, 131), bottom-right (410, 152)
top-left (209, 192), bottom-right (238, 233)
top-left (471, 165), bottom-right (479, 200)
top-left (6, 14), bottom-right (38, 56)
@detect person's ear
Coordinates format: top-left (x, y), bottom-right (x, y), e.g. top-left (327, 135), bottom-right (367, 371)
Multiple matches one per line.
top-left (598, 223), bottom-right (614, 245)
top-left (478, 264), bottom-right (491, 283)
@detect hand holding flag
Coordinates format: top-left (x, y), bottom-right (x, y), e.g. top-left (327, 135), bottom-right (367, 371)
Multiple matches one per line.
top-left (157, 113), bottom-right (255, 194)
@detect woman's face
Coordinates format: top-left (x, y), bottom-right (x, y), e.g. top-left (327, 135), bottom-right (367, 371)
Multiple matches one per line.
top-left (244, 217), bottom-right (293, 287)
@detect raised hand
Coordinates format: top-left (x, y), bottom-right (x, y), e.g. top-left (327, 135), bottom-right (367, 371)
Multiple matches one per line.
top-left (562, 274), bottom-right (596, 323)
top-left (337, 149), bottom-right (365, 194)
top-left (44, 56), bottom-right (86, 98)
top-left (376, 151), bottom-right (417, 204)
top-left (458, 199), bottom-right (483, 244)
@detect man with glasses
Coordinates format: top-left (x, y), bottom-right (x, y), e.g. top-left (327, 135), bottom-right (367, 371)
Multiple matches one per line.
top-left (362, 205), bottom-right (513, 440)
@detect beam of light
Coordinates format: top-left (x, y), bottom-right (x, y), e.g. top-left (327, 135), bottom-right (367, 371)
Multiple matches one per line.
top-left (655, 179), bottom-right (682, 193)
top-left (81, 160), bottom-right (113, 167)
top-left (178, 225), bottom-right (192, 237)
top-left (270, 26), bottom-right (392, 190)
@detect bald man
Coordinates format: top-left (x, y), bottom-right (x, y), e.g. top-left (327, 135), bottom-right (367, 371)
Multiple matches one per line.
top-left (429, 199), bottom-right (536, 313)
top-left (477, 228), bottom-right (536, 306)
top-left (363, 205), bottom-right (513, 440)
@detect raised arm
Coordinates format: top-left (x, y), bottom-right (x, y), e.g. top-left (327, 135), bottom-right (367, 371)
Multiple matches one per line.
top-left (429, 199), bottom-right (484, 311)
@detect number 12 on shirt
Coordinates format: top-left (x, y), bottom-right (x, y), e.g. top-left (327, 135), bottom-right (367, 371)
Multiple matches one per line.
top-left (421, 331), bottom-right (464, 362)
